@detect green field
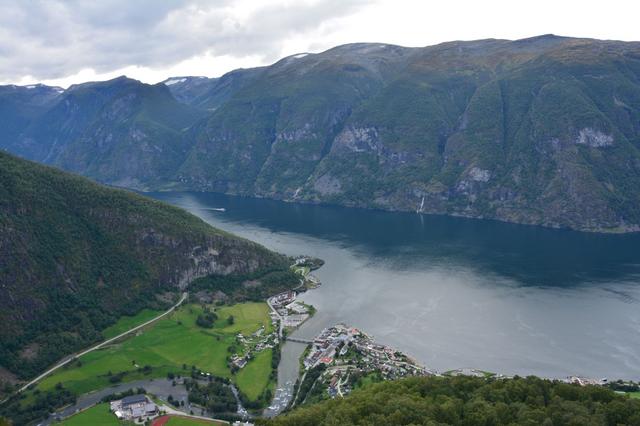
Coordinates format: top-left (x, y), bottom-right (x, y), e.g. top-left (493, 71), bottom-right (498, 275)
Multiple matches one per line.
top-left (630, 392), bottom-right (640, 399)
top-left (37, 303), bottom-right (274, 402)
top-left (236, 348), bottom-right (274, 400)
top-left (215, 302), bottom-right (273, 335)
top-left (102, 309), bottom-right (163, 339)
top-left (60, 403), bottom-right (129, 425)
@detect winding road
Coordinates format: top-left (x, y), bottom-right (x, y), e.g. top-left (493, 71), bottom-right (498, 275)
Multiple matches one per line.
top-left (16, 292), bottom-right (188, 394)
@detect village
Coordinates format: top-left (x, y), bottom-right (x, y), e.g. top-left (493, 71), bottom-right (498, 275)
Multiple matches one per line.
top-left (267, 290), bottom-right (315, 332)
top-left (229, 322), bottom-right (279, 371)
top-left (265, 256), bottom-right (321, 339)
top-left (300, 324), bottom-right (432, 399)
top-left (221, 257), bottom-right (322, 373)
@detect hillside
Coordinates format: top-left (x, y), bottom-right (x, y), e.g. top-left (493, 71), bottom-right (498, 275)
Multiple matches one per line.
top-left (262, 375), bottom-right (640, 426)
top-left (0, 84), bottom-right (63, 153)
top-left (4, 76), bottom-right (207, 190)
top-left (175, 36), bottom-right (640, 232)
top-left (3, 35), bottom-right (640, 232)
top-left (0, 151), bottom-right (289, 381)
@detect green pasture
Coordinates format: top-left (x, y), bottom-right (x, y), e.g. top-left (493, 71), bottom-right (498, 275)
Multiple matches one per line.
top-left (236, 348), bottom-right (273, 401)
top-left (59, 403), bottom-right (128, 425)
top-left (37, 303), bottom-right (274, 402)
top-left (102, 309), bottom-right (163, 339)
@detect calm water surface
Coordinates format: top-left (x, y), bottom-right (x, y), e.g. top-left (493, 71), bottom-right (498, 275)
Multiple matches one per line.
top-left (150, 192), bottom-right (640, 380)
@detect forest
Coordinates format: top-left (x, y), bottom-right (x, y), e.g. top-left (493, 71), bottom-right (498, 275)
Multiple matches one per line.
top-left (263, 375), bottom-right (640, 426)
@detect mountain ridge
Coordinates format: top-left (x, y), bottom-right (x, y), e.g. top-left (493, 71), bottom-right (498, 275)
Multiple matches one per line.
top-left (2, 35), bottom-right (640, 232)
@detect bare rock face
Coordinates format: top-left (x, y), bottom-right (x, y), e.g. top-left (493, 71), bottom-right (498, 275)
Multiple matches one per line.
top-left (576, 128), bottom-right (614, 148)
top-left (468, 167), bottom-right (491, 182)
top-left (334, 127), bottom-right (381, 153)
top-left (175, 241), bottom-right (262, 289)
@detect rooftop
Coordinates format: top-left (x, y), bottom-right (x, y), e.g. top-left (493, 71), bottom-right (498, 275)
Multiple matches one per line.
top-left (122, 394), bottom-right (147, 406)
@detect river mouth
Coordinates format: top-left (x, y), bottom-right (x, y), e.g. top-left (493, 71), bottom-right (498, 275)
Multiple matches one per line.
top-left (149, 191), bottom-right (640, 381)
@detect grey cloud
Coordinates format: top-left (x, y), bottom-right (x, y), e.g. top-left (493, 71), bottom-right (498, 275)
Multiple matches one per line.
top-left (0, 0), bottom-right (366, 82)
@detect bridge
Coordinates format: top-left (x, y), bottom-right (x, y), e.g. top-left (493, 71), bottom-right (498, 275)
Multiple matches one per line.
top-left (285, 337), bottom-right (314, 344)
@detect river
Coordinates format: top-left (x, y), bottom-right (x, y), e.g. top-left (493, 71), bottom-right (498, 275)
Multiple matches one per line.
top-left (150, 192), bottom-right (640, 385)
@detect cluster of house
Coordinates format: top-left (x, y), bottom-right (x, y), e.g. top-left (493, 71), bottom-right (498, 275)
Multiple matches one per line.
top-left (268, 291), bottom-right (313, 329)
top-left (230, 325), bottom-right (278, 371)
top-left (302, 324), bottom-right (432, 398)
top-left (109, 394), bottom-right (158, 421)
top-left (303, 324), bottom-right (357, 369)
top-left (566, 376), bottom-right (609, 386)
top-left (270, 290), bottom-right (296, 307)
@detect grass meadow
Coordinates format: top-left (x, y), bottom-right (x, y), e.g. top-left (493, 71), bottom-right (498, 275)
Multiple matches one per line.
top-left (102, 309), bottom-right (163, 339)
top-left (38, 303), bottom-right (274, 403)
top-left (60, 403), bottom-right (127, 425)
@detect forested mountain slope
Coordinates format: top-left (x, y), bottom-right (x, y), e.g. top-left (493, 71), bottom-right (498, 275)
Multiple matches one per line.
top-left (4, 76), bottom-right (207, 190)
top-left (0, 151), bottom-right (287, 380)
top-left (3, 35), bottom-right (640, 232)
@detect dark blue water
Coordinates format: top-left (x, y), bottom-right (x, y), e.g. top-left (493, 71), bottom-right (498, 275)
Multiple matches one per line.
top-left (150, 191), bottom-right (640, 379)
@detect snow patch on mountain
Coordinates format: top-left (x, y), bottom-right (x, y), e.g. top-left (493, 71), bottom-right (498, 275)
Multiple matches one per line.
top-left (165, 78), bottom-right (187, 86)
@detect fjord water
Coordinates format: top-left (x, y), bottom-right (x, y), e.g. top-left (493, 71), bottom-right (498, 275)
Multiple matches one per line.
top-left (150, 192), bottom-right (640, 379)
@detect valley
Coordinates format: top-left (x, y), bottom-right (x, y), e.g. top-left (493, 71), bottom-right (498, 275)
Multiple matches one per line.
top-left (2, 24), bottom-right (640, 425)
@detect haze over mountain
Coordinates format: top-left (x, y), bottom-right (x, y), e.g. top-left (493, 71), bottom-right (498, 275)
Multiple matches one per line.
top-left (0, 151), bottom-right (287, 380)
top-left (2, 35), bottom-right (640, 232)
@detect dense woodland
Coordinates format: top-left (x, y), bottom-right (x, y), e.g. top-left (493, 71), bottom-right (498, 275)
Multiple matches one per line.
top-left (186, 378), bottom-right (237, 414)
top-left (264, 375), bottom-right (640, 426)
top-left (0, 151), bottom-right (286, 381)
top-left (190, 267), bottom-right (300, 302)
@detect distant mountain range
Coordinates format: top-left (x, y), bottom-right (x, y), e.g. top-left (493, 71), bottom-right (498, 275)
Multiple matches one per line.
top-left (3, 34), bottom-right (640, 232)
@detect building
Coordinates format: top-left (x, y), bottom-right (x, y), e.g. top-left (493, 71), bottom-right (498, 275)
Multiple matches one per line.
top-left (110, 394), bottom-right (157, 420)
top-left (270, 291), bottom-right (296, 307)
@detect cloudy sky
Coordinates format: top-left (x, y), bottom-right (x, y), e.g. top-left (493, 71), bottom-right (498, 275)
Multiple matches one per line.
top-left (1, 0), bottom-right (639, 87)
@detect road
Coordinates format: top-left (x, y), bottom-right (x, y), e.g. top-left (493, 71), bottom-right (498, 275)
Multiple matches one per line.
top-left (267, 296), bottom-right (284, 339)
top-left (337, 373), bottom-right (349, 397)
top-left (17, 292), bottom-right (188, 394)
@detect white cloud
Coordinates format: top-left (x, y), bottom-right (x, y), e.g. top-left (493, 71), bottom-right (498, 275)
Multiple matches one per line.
top-left (0, 0), bottom-right (638, 87)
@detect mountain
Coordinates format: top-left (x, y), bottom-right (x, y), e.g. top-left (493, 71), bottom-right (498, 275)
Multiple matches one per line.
top-left (176, 37), bottom-right (640, 232)
top-left (262, 375), bottom-right (640, 426)
top-left (5, 76), bottom-right (207, 190)
top-left (163, 68), bottom-right (264, 110)
top-left (3, 35), bottom-right (640, 232)
top-left (0, 84), bottom-right (63, 153)
top-left (162, 76), bottom-right (219, 106)
top-left (0, 151), bottom-right (289, 380)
